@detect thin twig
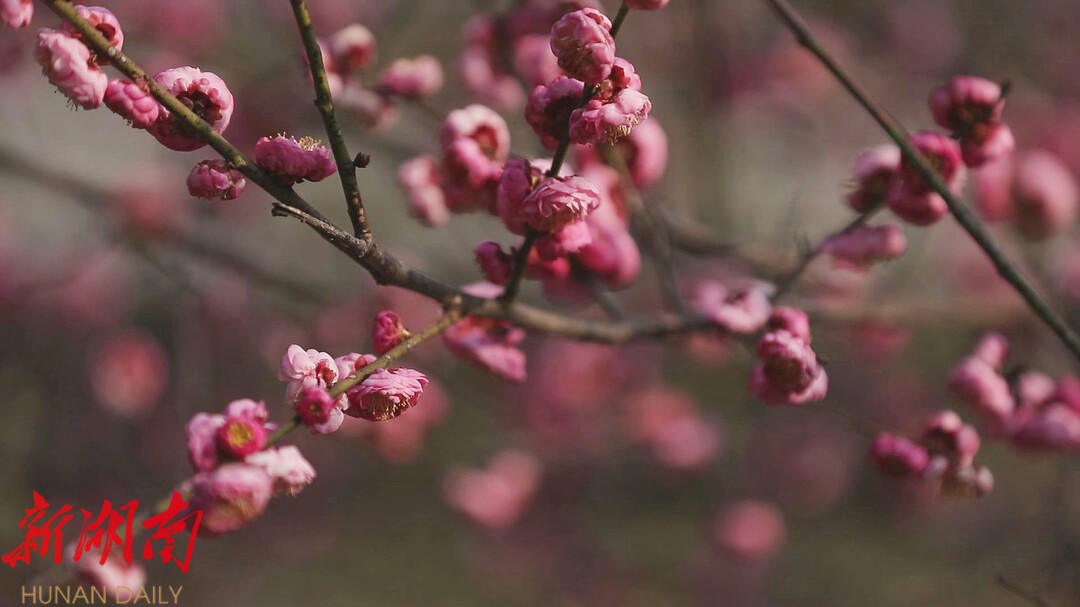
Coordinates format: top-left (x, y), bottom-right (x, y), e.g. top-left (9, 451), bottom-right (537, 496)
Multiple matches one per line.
top-left (995, 574), bottom-right (1053, 607)
top-left (500, 231), bottom-right (538, 303)
top-left (763, 0), bottom-right (1080, 363)
top-left (288, 0), bottom-right (369, 237)
top-left (771, 204), bottom-right (881, 300)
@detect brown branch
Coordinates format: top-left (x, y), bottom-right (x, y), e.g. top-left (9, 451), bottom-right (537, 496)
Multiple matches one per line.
top-left (763, 0), bottom-right (1080, 364)
top-left (288, 0), bottom-right (369, 237)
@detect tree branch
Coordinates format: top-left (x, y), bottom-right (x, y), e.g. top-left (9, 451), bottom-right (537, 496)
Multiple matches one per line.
top-left (763, 0), bottom-right (1080, 363)
top-left (288, 0), bottom-right (370, 237)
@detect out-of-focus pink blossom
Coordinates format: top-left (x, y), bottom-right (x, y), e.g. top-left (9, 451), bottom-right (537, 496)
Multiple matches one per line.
top-left (535, 221), bottom-right (593, 259)
top-left (294, 386), bottom-right (344, 434)
top-left (513, 33), bottom-right (562, 88)
top-left (328, 23), bottom-right (376, 72)
top-left (972, 156), bottom-right (1015, 222)
top-left (1012, 150), bottom-right (1078, 240)
top-left (65, 545), bottom-right (146, 601)
top-left (574, 190), bottom-right (641, 288)
top-left (569, 89), bottom-right (652, 145)
top-left (61, 5), bottom-right (124, 59)
top-left (440, 105), bottom-right (511, 212)
top-left (254, 134), bottom-right (337, 184)
top-left (377, 55), bottom-right (444, 99)
top-left (1, 0), bottom-right (31, 28)
top-left (245, 446), bottom-right (316, 496)
top-left (440, 104), bottom-right (511, 160)
top-left (346, 367), bottom-right (428, 421)
top-left (625, 389), bottom-right (722, 470)
top-left (550, 8), bottom-right (616, 84)
top-left (372, 310), bottom-right (410, 355)
top-left (34, 29), bottom-right (108, 110)
top-left (526, 77), bottom-right (587, 150)
top-left (888, 132), bottom-right (965, 225)
top-left (847, 145), bottom-right (900, 212)
top-left (103, 79), bottom-right (160, 128)
top-left (929, 76), bottom-right (1012, 167)
top-left (521, 175), bottom-right (601, 233)
top-left (822, 224), bottom-right (907, 270)
top-left (961, 122), bottom-right (1015, 168)
top-left (690, 280), bottom-right (773, 334)
top-left (443, 450), bottom-right (542, 531)
top-left (765, 307), bottom-right (811, 344)
top-left (334, 352), bottom-right (378, 385)
top-left (1012, 404), bottom-right (1080, 452)
top-left (459, 16), bottom-right (526, 110)
top-left (110, 179), bottom-right (189, 238)
top-left (443, 283), bottom-right (528, 382)
top-left (186, 159), bottom-right (246, 200)
top-left (89, 331), bottom-right (168, 419)
top-left (948, 345), bottom-right (1014, 424)
top-left (186, 412), bottom-right (225, 472)
top-left (338, 81), bottom-right (398, 128)
top-left (619, 117), bottom-right (667, 187)
top-left (396, 156), bottom-right (448, 226)
top-left (148, 66), bottom-right (234, 151)
top-left (497, 158), bottom-right (544, 234)
top-left (475, 241), bottom-right (514, 285)
top-left (921, 410), bottom-right (981, 466)
top-left (870, 433), bottom-right (930, 476)
top-left (187, 463), bottom-right (273, 535)
top-left (711, 501), bottom-right (786, 563)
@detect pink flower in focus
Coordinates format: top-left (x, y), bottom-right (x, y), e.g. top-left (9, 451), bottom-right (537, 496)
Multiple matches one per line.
top-left (1, 0), bottom-right (31, 29)
top-left (574, 193), bottom-right (641, 288)
top-left (711, 500), bottom-right (786, 563)
top-left (535, 221), bottom-right (593, 259)
top-left (34, 29), bottom-right (108, 110)
top-left (373, 310), bottom-right (410, 355)
top-left (245, 446), bottom-right (316, 496)
top-left (549, 8), bottom-right (616, 84)
top-left (443, 283), bottom-right (528, 382)
top-left (1012, 150), bottom-right (1078, 241)
top-left (526, 76), bottom-right (587, 150)
top-left (294, 386), bottom-right (344, 434)
top-left (328, 23), bottom-right (376, 72)
top-left (690, 280), bottom-right (773, 334)
top-left (346, 367), bottom-right (428, 421)
top-left (187, 463), bottom-right (273, 535)
top-left (396, 156), bottom-right (449, 226)
top-left (521, 175), bottom-right (601, 233)
top-left (846, 144), bottom-right (900, 212)
top-left (497, 157), bottom-right (545, 234)
top-left (822, 224), bottom-right (907, 271)
top-left (377, 55), bottom-right (444, 99)
top-left (254, 134), bottom-right (338, 184)
top-left (89, 331), bottom-right (168, 419)
top-left (186, 159), bottom-right (246, 200)
top-left (569, 88), bottom-right (652, 145)
top-left (443, 450), bottom-right (542, 531)
top-left (475, 241), bottom-right (514, 285)
top-left (148, 66), bottom-right (234, 151)
top-left (626, 0), bottom-right (670, 9)
top-left (61, 5), bottom-right (124, 60)
top-left (216, 415), bottom-right (267, 459)
top-left (870, 433), bottom-right (930, 476)
top-left (103, 79), bottom-right (160, 128)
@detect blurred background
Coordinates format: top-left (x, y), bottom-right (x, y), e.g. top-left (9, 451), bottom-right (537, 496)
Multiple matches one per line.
top-left (1, 1), bottom-right (1079, 605)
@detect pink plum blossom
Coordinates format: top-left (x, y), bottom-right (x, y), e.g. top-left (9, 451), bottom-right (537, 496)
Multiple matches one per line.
top-left (373, 310), bottom-right (410, 355)
top-left (526, 76), bottom-right (587, 150)
top-left (443, 450), bottom-right (542, 531)
top-left (497, 157), bottom-right (545, 234)
top-left (690, 280), bottom-right (774, 334)
top-left (625, 389), bottom-right (722, 470)
top-left (513, 33), bottom-right (562, 88)
top-left (847, 145), bottom-right (900, 213)
top-left (187, 463), bottom-right (273, 535)
top-left (65, 545), bottom-right (146, 601)
top-left (377, 55), bottom-right (444, 99)
top-left (89, 331), bottom-right (168, 419)
top-left (61, 5), bottom-right (124, 60)
top-left (711, 501), bottom-right (786, 563)
top-left (887, 131), bottom-right (965, 225)
top-left (345, 367), bottom-right (428, 421)
top-left (1, 0), bottom-right (31, 29)
top-left (521, 175), bottom-right (601, 233)
top-left (216, 415), bottom-right (267, 459)
top-left (549, 8), bottom-right (616, 84)
top-left (870, 433), bottom-right (930, 476)
top-left (822, 224), bottom-right (908, 270)
top-left (254, 135), bottom-right (338, 184)
top-left (475, 241), bottom-right (514, 285)
top-left (765, 307), bottom-right (811, 344)
top-left (1012, 150), bottom-right (1078, 240)
top-left (294, 386), bottom-right (344, 434)
top-left (34, 29), bottom-right (108, 110)
top-left (569, 88), bottom-right (652, 145)
top-left (245, 446), bottom-right (316, 496)
top-left (328, 23), bottom-right (376, 72)
top-left (929, 76), bottom-right (1013, 167)
top-left (459, 16), bottom-right (526, 110)
top-left (148, 66), bottom-right (234, 151)
top-left (186, 159), bottom-right (246, 200)
top-left (443, 283), bottom-right (528, 382)
top-left (397, 156), bottom-right (449, 226)
top-left (103, 79), bottom-right (160, 128)
top-left (186, 412), bottom-right (226, 472)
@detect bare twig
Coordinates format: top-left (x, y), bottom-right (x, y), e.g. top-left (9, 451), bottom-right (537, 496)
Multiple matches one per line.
top-left (288, 0), bottom-right (369, 237)
top-left (995, 574), bottom-right (1053, 607)
top-left (763, 0), bottom-right (1080, 363)
top-left (771, 204), bottom-right (881, 300)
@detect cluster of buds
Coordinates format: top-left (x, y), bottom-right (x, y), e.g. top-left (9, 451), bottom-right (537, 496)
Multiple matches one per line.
top-left (748, 307), bottom-right (828, 405)
top-left (871, 410), bottom-right (994, 499)
top-left (929, 76), bottom-right (1015, 168)
top-left (949, 333), bottom-right (1080, 452)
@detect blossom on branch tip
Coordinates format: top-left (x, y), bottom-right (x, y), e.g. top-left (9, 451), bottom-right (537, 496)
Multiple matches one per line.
top-left (104, 79), bottom-right (160, 128)
top-left (377, 55), bottom-right (444, 100)
top-left (550, 8), bottom-right (616, 84)
top-left (372, 310), bottom-right (410, 355)
top-left (186, 159), bottom-right (246, 200)
top-left (254, 134), bottom-right (337, 184)
top-left (1, 0), bottom-right (31, 29)
top-left (148, 66), bottom-right (234, 151)
top-left (34, 29), bottom-right (108, 110)
top-left (328, 23), bottom-right (376, 73)
top-left (245, 446), bottom-right (316, 497)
